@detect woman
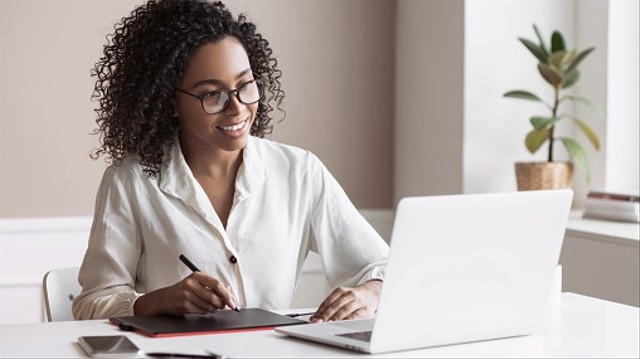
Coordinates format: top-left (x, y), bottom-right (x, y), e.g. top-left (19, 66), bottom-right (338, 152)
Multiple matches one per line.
top-left (73, 0), bottom-right (388, 323)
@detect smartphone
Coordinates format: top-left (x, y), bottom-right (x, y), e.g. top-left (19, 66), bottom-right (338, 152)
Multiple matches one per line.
top-left (78, 335), bottom-right (141, 357)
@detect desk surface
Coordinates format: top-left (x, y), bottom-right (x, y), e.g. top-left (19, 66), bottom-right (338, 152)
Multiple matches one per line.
top-left (1, 293), bottom-right (638, 358)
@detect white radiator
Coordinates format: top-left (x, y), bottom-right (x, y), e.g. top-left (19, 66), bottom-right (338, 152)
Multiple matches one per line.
top-left (0, 217), bottom-right (92, 324)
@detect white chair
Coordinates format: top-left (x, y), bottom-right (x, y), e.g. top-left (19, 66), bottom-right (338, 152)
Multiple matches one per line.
top-left (42, 267), bottom-right (81, 322)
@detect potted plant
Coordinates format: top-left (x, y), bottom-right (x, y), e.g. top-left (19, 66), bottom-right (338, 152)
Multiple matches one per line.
top-left (504, 24), bottom-right (601, 191)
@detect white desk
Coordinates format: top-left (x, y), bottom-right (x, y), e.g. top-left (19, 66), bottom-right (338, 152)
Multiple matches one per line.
top-left (1, 293), bottom-right (638, 358)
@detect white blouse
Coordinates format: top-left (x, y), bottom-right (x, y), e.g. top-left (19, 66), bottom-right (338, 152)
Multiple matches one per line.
top-left (73, 136), bottom-right (389, 320)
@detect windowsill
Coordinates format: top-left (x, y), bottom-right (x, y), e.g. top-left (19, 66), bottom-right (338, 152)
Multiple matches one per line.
top-left (567, 210), bottom-right (639, 247)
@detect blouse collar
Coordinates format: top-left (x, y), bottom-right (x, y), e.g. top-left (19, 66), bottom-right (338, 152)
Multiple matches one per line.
top-left (158, 135), bottom-right (265, 223)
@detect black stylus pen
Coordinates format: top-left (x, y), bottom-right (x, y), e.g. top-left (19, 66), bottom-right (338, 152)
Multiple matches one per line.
top-left (146, 352), bottom-right (225, 359)
top-left (179, 254), bottom-right (240, 312)
top-left (285, 311), bottom-right (316, 318)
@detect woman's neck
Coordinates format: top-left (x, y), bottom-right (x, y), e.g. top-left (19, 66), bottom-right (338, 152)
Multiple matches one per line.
top-left (180, 137), bottom-right (244, 180)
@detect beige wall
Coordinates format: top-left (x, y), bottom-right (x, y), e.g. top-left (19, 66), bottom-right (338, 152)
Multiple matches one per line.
top-left (0, 0), bottom-right (395, 218)
top-left (394, 0), bottom-right (464, 202)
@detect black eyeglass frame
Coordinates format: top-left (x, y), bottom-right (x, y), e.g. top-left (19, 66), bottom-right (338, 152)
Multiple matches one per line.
top-left (175, 79), bottom-right (263, 115)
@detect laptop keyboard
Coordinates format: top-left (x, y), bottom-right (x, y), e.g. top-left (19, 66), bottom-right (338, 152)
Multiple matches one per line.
top-left (336, 330), bottom-right (372, 342)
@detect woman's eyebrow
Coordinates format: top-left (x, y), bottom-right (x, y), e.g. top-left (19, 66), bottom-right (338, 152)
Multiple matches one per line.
top-left (235, 68), bottom-right (252, 80)
top-left (191, 68), bottom-right (252, 89)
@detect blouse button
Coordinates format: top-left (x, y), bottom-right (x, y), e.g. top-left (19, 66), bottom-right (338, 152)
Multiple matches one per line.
top-left (229, 255), bottom-right (237, 264)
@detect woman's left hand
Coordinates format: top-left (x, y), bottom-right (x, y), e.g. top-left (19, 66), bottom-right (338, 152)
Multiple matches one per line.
top-left (310, 280), bottom-right (382, 323)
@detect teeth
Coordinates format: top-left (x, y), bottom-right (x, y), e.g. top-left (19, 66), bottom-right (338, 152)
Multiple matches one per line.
top-left (220, 120), bottom-right (246, 131)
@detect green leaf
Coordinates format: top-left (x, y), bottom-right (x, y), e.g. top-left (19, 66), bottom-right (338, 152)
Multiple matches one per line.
top-left (562, 69), bottom-right (580, 88)
top-left (550, 51), bottom-right (568, 69)
top-left (503, 90), bottom-right (543, 102)
top-left (565, 47), bottom-right (595, 76)
top-left (562, 95), bottom-right (604, 119)
top-left (563, 95), bottom-right (592, 105)
top-left (533, 24), bottom-right (549, 57)
top-left (525, 128), bottom-right (550, 153)
top-left (551, 31), bottom-right (566, 52)
top-left (519, 37), bottom-right (548, 63)
top-left (565, 49), bottom-right (577, 64)
top-left (538, 63), bottom-right (564, 87)
top-left (559, 137), bottom-right (590, 182)
top-left (530, 116), bottom-right (558, 130)
top-left (572, 117), bottom-right (601, 150)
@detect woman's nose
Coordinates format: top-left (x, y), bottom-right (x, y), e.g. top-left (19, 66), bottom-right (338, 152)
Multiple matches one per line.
top-left (224, 92), bottom-right (244, 114)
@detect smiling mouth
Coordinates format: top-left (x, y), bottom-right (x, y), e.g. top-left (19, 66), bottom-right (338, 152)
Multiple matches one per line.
top-left (217, 119), bottom-right (248, 132)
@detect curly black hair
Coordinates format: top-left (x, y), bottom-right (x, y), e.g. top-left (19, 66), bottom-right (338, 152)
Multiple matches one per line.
top-left (90, 0), bottom-right (285, 176)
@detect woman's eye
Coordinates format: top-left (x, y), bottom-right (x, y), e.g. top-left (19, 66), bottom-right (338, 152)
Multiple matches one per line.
top-left (239, 80), bottom-right (255, 89)
top-left (202, 90), bottom-right (221, 99)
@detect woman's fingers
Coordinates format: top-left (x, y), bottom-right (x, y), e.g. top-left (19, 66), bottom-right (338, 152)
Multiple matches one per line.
top-left (135, 271), bottom-right (241, 316)
top-left (165, 273), bottom-right (234, 314)
top-left (328, 299), bottom-right (362, 321)
top-left (314, 287), bottom-right (347, 315)
top-left (310, 281), bottom-right (382, 323)
top-left (185, 275), bottom-right (227, 309)
top-left (311, 287), bottom-right (358, 322)
top-left (194, 273), bottom-right (237, 309)
top-left (344, 307), bottom-right (368, 320)
top-left (181, 286), bottom-right (220, 313)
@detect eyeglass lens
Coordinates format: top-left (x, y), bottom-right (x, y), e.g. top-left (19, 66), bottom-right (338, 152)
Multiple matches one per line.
top-left (203, 80), bottom-right (261, 114)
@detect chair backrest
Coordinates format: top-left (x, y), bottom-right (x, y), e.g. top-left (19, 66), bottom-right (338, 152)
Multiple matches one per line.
top-left (42, 267), bottom-right (81, 322)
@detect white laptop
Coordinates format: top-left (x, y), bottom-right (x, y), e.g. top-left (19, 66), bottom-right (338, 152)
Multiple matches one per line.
top-left (276, 189), bottom-right (573, 354)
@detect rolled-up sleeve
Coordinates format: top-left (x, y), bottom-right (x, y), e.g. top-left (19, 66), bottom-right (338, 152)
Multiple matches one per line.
top-left (308, 154), bottom-right (389, 289)
top-left (72, 165), bottom-right (143, 320)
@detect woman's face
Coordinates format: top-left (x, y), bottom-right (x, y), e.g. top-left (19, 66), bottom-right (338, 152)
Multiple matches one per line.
top-left (176, 37), bottom-right (258, 153)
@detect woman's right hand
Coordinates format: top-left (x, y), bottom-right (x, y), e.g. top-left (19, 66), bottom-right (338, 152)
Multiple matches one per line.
top-left (133, 272), bottom-right (237, 316)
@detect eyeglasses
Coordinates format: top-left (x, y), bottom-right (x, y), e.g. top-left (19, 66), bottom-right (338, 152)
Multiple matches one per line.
top-left (175, 79), bottom-right (262, 115)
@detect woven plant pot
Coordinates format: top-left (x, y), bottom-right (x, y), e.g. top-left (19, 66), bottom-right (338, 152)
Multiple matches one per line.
top-left (515, 162), bottom-right (573, 191)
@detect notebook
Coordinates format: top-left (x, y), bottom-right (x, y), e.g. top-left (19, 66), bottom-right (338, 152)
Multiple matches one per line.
top-left (110, 308), bottom-right (304, 337)
top-left (276, 189), bottom-right (573, 354)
